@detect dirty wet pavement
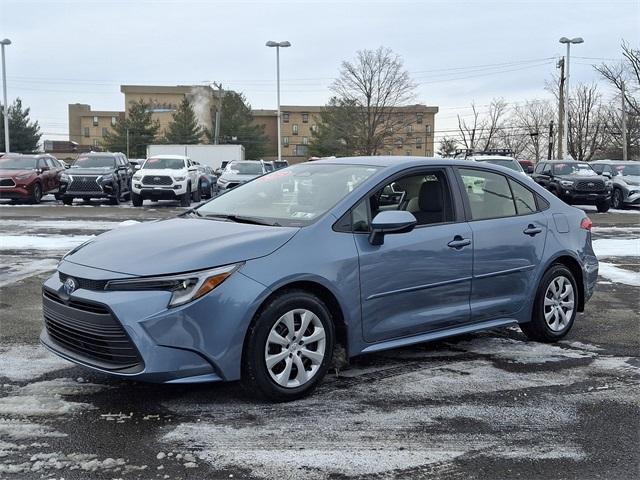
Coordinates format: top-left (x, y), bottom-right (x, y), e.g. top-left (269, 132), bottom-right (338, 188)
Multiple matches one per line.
top-left (0, 201), bottom-right (638, 479)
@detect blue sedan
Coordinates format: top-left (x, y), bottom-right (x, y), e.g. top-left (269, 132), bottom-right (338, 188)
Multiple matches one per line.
top-left (41, 157), bottom-right (598, 401)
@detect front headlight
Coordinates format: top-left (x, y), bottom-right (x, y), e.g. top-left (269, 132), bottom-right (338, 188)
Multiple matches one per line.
top-left (98, 174), bottom-right (114, 182)
top-left (104, 264), bottom-right (242, 307)
top-left (173, 176), bottom-right (186, 181)
top-left (132, 174), bottom-right (142, 180)
top-left (60, 173), bottom-right (71, 182)
top-left (560, 180), bottom-right (574, 187)
top-left (605, 179), bottom-right (613, 187)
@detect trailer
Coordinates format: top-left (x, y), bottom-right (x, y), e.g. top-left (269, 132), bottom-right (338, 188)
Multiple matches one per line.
top-left (146, 144), bottom-right (245, 170)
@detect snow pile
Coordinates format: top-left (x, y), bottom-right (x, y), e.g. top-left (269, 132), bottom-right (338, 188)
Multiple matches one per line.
top-left (598, 262), bottom-right (640, 287)
top-left (0, 235), bottom-right (94, 251)
top-left (0, 452), bottom-right (145, 475)
top-left (0, 419), bottom-right (66, 440)
top-left (0, 344), bottom-right (72, 381)
top-left (592, 238), bottom-right (640, 258)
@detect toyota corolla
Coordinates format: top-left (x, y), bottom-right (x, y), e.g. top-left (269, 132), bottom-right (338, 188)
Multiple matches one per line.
top-left (41, 157), bottom-right (598, 401)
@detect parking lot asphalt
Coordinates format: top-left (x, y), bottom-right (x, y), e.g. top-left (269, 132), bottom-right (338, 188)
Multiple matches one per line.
top-left (0, 196), bottom-right (638, 480)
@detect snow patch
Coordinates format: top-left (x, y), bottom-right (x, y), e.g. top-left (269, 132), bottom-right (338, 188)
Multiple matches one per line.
top-left (0, 344), bottom-right (72, 381)
top-left (0, 258), bottom-right (58, 288)
top-left (598, 262), bottom-right (640, 287)
top-left (0, 419), bottom-right (66, 440)
top-left (592, 238), bottom-right (640, 258)
top-left (0, 235), bottom-right (94, 251)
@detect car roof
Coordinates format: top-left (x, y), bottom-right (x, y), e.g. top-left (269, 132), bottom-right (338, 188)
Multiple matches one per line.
top-left (314, 155), bottom-right (503, 168)
top-left (147, 155), bottom-right (188, 160)
top-left (82, 152), bottom-right (116, 156)
top-left (468, 155), bottom-right (517, 161)
top-left (591, 159), bottom-right (635, 164)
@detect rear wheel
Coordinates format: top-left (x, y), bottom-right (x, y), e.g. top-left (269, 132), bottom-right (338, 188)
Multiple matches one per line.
top-left (180, 184), bottom-right (191, 207)
top-left (596, 199), bottom-right (610, 213)
top-left (62, 196), bottom-right (74, 205)
top-left (241, 290), bottom-right (335, 402)
top-left (520, 264), bottom-right (577, 342)
top-left (30, 183), bottom-right (42, 204)
top-left (193, 182), bottom-right (201, 202)
top-left (131, 192), bottom-right (143, 207)
top-left (611, 189), bottom-right (625, 210)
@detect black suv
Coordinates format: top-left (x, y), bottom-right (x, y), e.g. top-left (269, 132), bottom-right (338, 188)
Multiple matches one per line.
top-left (532, 160), bottom-right (612, 212)
top-left (59, 152), bottom-right (133, 205)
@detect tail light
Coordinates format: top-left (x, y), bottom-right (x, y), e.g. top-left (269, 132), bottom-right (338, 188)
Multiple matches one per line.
top-left (580, 217), bottom-right (592, 231)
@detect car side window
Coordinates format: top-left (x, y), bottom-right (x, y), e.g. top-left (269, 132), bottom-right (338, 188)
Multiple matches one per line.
top-left (509, 179), bottom-right (537, 215)
top-left (351, 198), bottom-right (370, 232)
top-left (542, 163), bottom-right (552, 175)
top-left (45, 158), bottom-right (56, 168)
top-left (604, 165), bottom-right (615, 176)
top-left (459, 169), bottom-right (517, 220)
top-left (534, 163), bottom-right (544, 174)
top-left (592, 164), bottom-right (603, 174)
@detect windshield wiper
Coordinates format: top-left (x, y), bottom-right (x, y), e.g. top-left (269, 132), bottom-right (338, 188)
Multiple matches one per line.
top-left (200, 213), bottom-right (281, 226)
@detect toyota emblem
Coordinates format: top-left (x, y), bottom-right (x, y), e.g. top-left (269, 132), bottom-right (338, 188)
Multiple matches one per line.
top-left (588, 182), bottom-right (594, 187)
top-left (154, 177), bottom-right (160, 181)
top-left (63, 277), bottom-right (77, 295)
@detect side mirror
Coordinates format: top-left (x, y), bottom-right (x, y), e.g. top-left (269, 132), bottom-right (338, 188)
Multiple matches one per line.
top-left (369, 210), bottom-right (417, 246)
top-left (602, 171), bottom-right (612, 179)
top-left (134, 164), bottom-right (141, 170)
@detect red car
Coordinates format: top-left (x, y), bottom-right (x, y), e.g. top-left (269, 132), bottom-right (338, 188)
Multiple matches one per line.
top-left (0, 153), bottom-right (65, 204)
top-left (518, 160), bottom-right (535, 174)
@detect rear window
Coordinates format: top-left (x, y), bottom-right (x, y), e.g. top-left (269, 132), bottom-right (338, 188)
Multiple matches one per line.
top-left (0, 156), bottom-right (37, 169)
top-left (226, 162), bottom-right (264, 175)
top-left (143, 157), bottom-right (186, 169)
top-left (74, 156), bottom-right (115, 168)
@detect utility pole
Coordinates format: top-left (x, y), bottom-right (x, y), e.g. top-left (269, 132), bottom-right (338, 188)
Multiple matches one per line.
top-left (1, 39), bottom-right (11, 153)
top-left (556, 57), bottom-right (565, 160)
top-left (126, 128), bottom-right (130, 158)
top-left (547, 120), bottom-right (554, 160)
top-left (212, 82), bottom-right (224, 145)
top-left (621, 80), bottom-right (628, 161)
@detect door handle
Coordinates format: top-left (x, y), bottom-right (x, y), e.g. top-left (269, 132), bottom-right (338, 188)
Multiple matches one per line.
top-left (523, 225), bottom-right (543, 236)
top-left (447, 236), bottom-right (471, 249)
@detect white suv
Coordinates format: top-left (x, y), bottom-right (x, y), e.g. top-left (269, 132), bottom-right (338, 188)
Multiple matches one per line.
top-left (131, 155), bottom-right (200, 207)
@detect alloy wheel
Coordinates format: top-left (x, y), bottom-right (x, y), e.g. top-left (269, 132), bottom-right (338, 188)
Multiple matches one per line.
top-left (264, 309), bottom-right (326, 388)
top-left (543, 276), bottom-right (575, 332)
top-left (612, 190), bottom-right (623, 209)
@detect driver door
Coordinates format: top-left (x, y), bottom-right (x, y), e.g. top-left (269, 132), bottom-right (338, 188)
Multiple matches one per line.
top-left (354, 168), bottom-right (473, 343)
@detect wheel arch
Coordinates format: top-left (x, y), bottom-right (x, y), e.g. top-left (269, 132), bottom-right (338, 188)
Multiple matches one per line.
top-left (542, 253), bottom-right (585, 312)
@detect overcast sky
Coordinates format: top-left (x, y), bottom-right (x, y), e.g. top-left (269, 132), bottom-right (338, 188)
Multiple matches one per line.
top-left (1, 0), bottom-right (638, 143)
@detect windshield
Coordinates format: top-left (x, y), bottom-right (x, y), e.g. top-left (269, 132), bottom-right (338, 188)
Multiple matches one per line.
top-left (143, 157), bottom-right (185, 170)
top-left (612, 163), bottom-right (640, 176)
top-left (226, 162), bottom-right (264, 175)
top-left (73, 156), bottom-right (115, 168)
top-left (0, 156), bottom-right (37, 170)
top-left (553, 163), bottom-right (596, 176)
top-left (480, 159), bottom-right (523, 172)
top-left (197, 163), bottom-right (380, 226)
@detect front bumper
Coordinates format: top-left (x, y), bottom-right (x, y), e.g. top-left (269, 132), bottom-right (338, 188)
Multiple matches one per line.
top-left (561, 190), bottom-right (611, 205)
top-left (132, 181), bottom-right (187, 199)
top-left (60, 179), bottom-right (117, 199)
top-left (623, 190), bottom-right (640, 205)
top-left (41, 261), bottom-right (267, 383)
top-left (0, 184), bottom-right (33, 199)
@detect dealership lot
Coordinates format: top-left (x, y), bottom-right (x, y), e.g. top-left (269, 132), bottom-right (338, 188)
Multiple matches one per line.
top-left (0, 198), bottom-right (638, 479)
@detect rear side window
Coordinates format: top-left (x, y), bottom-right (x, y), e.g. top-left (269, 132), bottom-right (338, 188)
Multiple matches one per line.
top-left (459, 169), bottom-right (516, 220)
top-left (591, 164), bottom-right (604, 174)
top-left (509, 179), bottom-right (537, 215)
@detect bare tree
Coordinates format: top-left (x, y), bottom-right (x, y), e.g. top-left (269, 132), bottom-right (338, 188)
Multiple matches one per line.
top-left (595, 41), bottom-right (640, 116)
top-left (330, 47), bottom-right (417, 155)
top-left (495, 129), bottom-right (529, 159)
top-left (437, 136), bottom-right (458, 157)
top-left (567, 83), bottom-right (608, 161)
top-left (456, 98), bottom-right (508, 152)
top-left (513, 100), bottom-right (554, 161)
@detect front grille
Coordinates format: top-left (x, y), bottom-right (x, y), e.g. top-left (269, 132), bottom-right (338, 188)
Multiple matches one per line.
top-left (142, 175), bottom-right (172, 186)
top-left (575, 179), bottom-right (605, 192)
top-left (42, 288), bottom-right (143, 371)
top-left (0, 178), bottom-right (16, 187)
top-left (226, 182), bottom-right (240, 189)
top-left (68, 176), bottom-right (102, 192)
top-left (59, 272), bottom-right (107, 291)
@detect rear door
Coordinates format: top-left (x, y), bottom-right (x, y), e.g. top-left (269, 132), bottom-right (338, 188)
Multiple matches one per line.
top-left (457, 167), bottom-right (548, 321)
top-left (354, 167), bottom-right (473, 343)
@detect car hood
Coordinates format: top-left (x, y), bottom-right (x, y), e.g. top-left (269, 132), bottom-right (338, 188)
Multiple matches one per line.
top-left (64, 217), bottom-right (299, 276)
top-left (219, 173), bottom-right (260, 183)
top-left (0, 169), bottom-right (36, 178)
top-left (556, 175), bottom-right (603, 182)
top-left (137, 168), bottom-right (186, 176)
top-left (619, 175), bottom-right (640, 185)
top-left (68, 167), bottom-right (114, 176)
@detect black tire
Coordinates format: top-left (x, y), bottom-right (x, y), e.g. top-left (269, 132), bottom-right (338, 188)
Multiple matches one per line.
top-left (193, 182), bottom-right (202, 202)
top-left (82, 198), bottom-right (91, 203)
top-left (131, 192), bottom-right (143, 207)
top-left (62, 197), bottom-right (74, 205)
top-left (241, 290), bottom-right (335, 402)
top-left (54, 193), bottom-right (62, 201)
top-left (30, 183), bottom-right (42, 204)
top-left (180, 184), bottom-right (191, 207)
top-left (596, 199), bottom-right (610, 213)
top-left (108, 185), bottom-right (120, 205)
top-left (611, 189), bottom-right (625, 210)
top-left (520, 264), bottom-right (578, 342)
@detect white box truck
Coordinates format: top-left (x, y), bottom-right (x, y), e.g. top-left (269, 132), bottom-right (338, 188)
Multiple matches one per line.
top-left (146, 144), bottom-right (245, 170)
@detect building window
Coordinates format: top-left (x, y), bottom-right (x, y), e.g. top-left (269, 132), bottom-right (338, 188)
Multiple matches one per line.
top-left (406, 151), bottom-right (412, 156)
top-left (302, 136), bottom-right (309, 145)
top-left (93, 116), bottom-right (99, 126)
top-left (83, 127), bottom-right (90, 137)
top-left (416, 113), bottom-right (423, 124)
top-left (302, 113), bottom-right (309, 123)
top-left (406, 124), bottom-right (413, 134)
top-left (292, 124), bottom-right (299, 135)
top-left (283, 113), bottom-right (289, 123)
top-left (296, 145), bottom-right (309, 156)
top-left (426, 125), bottom-right (431, 134)
top-left (111, 116), bottom-right (117, 126)
top-left (311, 124), bottom-right (318, 133)
top-left (416, 137), bottom-right (423, 149)
top-left (101, 127), bottom-right (108, 137)
top-left (93, 139), bottom-right (100, 147)
top-left (386, 150), bottom-right (392, 155)
top-left (282, 136), bottom-right (289, 146)
top-left (395, 138), bottom-right (403, 148)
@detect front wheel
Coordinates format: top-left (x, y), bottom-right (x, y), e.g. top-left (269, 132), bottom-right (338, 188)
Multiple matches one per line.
top-left (193, 182), bottom-right (202, 202)
top-left (596, 199), bottom-right (610, 213)
top-left (62, 196), bottom-right (73, 205)
top-left (520, 265), bottom-right (578, 342)
top-left (611, 189), bottom-right (625, 210)
top-left (30, 183), bottom-right (42, 204)
top-left (131, 192), bottom-right (143, 207)
top-left (241, 290), bottom-right (335, 402)
top-left (108, 185), bottom-right (120, 205)
top-left (180, 184), bottom-right (191, 207)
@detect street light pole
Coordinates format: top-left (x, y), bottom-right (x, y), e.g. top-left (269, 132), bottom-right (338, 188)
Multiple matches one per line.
top-left (559, 36), bottom-right (583, 160)
top-left (266, 40), bottom-right (291, 162)
top-left (1, 38), bottom-right (11, 154)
